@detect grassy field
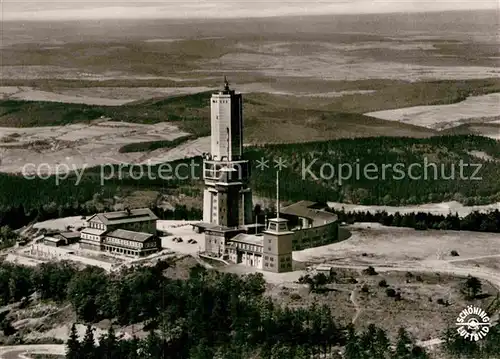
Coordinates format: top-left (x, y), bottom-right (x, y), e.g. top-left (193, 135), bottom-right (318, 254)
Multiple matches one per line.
top-left (265, 268), bottom-right (497, 341)
top-left (1, 79), bottom-right (499, 144)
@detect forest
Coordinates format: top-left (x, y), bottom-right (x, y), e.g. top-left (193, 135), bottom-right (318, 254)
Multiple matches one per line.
top-left (248, 135), bottom-right (500, 206)
top-left (331, 209), bottom-right (500, 233)
top-left (1, 260), bottom-right (498, 358)
top-left (1, 135), bottom-right (499, 231)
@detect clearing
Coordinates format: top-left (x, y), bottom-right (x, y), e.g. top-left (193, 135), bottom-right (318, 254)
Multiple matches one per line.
top-left (327, 201), bottom-right (500, 217)
top-left (0, 119), bottom-right (190, 173)
top-left (365, 93), bottom-right (500, 133)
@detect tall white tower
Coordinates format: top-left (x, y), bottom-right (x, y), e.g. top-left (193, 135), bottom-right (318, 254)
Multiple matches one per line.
top-left (202, 78), bottom-right (253, 227)
top-left (210, 77), bottom-right (243, 161)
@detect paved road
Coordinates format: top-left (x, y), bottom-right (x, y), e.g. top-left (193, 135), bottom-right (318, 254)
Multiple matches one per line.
top-left (0, 344), bottom-right (65, 359)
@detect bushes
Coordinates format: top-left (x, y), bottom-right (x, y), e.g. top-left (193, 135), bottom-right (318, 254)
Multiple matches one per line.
top-left (378, 279), bottom-right (388, 287)
top-left (437, 298), bottom-right (449, 306)
top-left (386, 288), bottom-right (396, 297)
top-left (385, 288), bottom-right (402, 301)
top-left (462, 275), bottom-right (482, 299)
top-left (362, 266), bottom-right (378, 276)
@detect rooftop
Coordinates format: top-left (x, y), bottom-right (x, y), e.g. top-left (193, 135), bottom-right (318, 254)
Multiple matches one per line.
top-left (316, 264), bottom-right (334, 271)
top-left (229, 233), bottom-right (263, 247)
top-left (242, 223), bottom-right (266, 231)
top-left (192, 222), bottom-right (243, 233)
top-left (106, 229), bottom-right (154, 243)
top-left (81, 228), bottom-right (106, 236)
top-left (280, 201), bottom-right (338, 225)
top-left (88, 208), bottom-right (158, 226)
top-left (43, 236), bottom-right (65, 243)
top-left (268, 217), bottom-right (289, 223)
top-left (57, 231), bottom-right (81, 239)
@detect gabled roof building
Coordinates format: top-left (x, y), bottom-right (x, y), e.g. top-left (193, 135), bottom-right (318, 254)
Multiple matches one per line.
top-left (80, 208), bottom-right (160, 258)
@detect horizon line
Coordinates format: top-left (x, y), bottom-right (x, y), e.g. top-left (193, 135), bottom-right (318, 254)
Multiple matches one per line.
top-left (2, 8), bottom-right (498, 23)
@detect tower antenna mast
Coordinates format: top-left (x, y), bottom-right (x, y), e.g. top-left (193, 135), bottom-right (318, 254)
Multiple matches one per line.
top-left (276, 170), bottom-right (280, 219)
top-left (227, 127), bottom-right (230, 162)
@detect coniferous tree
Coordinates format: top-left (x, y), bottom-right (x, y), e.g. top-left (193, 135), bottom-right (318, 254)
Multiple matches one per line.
top-left (374, 327), bottom-right (391, 359)
top-left (98, 326), bottom-right (118, 359)
top-left (81, 325), bottom-right (96, 359)
top-left (394, 328), bottom-right (411, 359)
top-left (462, 275), bottom-right (482, 299)
top-left (189, 338), bottom-right (214, 359)
top-left (344, 324), bottom-right (361, 359)
top-left (410, 345), bottom-right (429, 359)
top-left (66, 323), bottom-right (81, 359)
top-left (141, 329), bottom-right (163, 359)
top-left (360, 324), bottom-right (378, 359)
top-left (123, 335), bottom-right (140, 359)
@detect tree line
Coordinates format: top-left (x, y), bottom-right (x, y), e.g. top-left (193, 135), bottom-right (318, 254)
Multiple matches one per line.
top-left (65, 322), bottom-right (431, 359)
top-left (2, 135), bottom-right (500, 233)
top-left (249, 134), bottom-right (500, 206)
top-left (0, 203), bottom-right (202, 232)
top-left (1, 260), bottom-right (499, 358)
top-left (0, 260), bottom-right (427, 358)
top-left (0, 157), bottom-right (203, 229)
top-left (331, 209), bottom-right (500, 233)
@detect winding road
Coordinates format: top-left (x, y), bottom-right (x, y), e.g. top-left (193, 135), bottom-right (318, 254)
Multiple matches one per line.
top-left (0, 344), bottom-right (65, 359)
top-left (350, 281), bottom-right (365, 325)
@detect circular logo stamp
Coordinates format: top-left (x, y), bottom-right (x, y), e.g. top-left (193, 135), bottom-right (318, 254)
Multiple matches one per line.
top-left (455, 306), bottom-right (491, 341)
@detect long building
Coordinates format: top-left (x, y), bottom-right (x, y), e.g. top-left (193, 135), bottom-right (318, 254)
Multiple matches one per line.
top-left (80, 208), bottom-right (160, 258)
top-left (194, 79), bottom-right (339, 273)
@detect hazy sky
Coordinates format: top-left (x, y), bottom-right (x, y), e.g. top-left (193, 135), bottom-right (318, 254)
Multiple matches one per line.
top-left (2, 0), bottom-right (498, 21)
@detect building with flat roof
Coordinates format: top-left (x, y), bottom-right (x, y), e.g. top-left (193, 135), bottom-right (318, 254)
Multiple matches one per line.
top-left (280, 201), bottom-right (338, 251)
top-left (55, 231), bottom-right (81, 245)
top-left (42, 231), bottom-right (81, 247)
top-left (43, 236), bottom-right (66, 247)
top-left (226, 233), bottom-right (264, 268)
